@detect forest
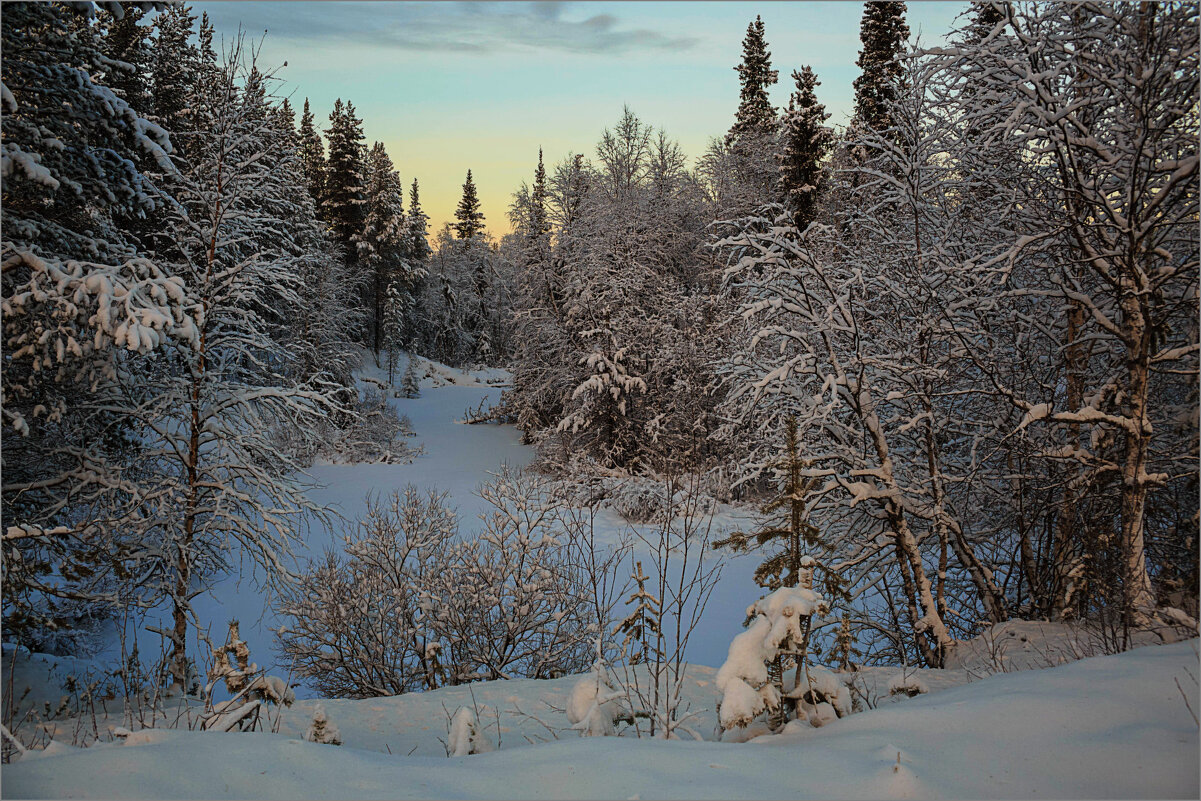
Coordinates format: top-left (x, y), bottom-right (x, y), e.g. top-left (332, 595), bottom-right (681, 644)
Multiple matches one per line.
top-left (1, 1), bottom-right (1198, 793)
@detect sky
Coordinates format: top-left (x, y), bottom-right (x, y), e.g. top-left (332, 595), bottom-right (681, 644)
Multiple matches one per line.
top-left (194, 1), bottom-right (971, 237)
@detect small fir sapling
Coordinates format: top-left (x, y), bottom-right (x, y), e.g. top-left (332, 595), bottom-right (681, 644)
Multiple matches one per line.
top-left (402, 353), bottom-right (421, 399)
top-left (304, 703), bottom-right (342, 746)
top-left (566, 645), bottom-right (626, 737)
top-left (613, 561), bottom-right (661, 666)
top-left (715, 584), bottom-right (828, 732)
top-left (446, 706), bottom-right (494, 756)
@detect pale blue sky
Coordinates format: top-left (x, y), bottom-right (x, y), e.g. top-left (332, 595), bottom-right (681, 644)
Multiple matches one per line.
top-left (195, 1), bottom-right (971, 235)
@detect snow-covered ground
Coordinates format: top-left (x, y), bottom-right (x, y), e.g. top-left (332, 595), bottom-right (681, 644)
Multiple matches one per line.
top-left (4, 638), bottom-right (1197, 799)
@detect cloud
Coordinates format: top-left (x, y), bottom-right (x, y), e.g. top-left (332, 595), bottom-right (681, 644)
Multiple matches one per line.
top-left (201, 1), bottom-right (699, 55)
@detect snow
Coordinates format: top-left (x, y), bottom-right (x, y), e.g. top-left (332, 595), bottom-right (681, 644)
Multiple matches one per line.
top-left (4, 639), bottom-right (1197, 799)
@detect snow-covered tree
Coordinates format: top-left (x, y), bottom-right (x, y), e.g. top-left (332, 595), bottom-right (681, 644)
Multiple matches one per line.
top-left (360, 141), bottom-right (411, 358)
top-left (941, 1), bottom-right (1199, 626)
top-left (322, 98), bottom-right (367, 258)
top-left (715, 584), bottom-right (829, 732)
top-left (1, 1), bottom-right (193, 636)
top-left (852, 1), bottom-right (910, 136)
top-left (777, 66), bottom-right (834, 231)
top-left (297, 98), bottom-right (326, 207)
top-left (727, 15), bottom-right (778, 146)
top-left (453, 169), bottom-right (486, 241)
top-left (149, 5), bottom-right (198, 134)
top-left (122, 41), bottom-right (344, 690)
top-left (305, 703), bottom-right (343, 746)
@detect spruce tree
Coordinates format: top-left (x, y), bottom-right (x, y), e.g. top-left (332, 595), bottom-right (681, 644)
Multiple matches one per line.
top-left (361, 141), bottom-right (408, 356)
top-left (714, 417), bottom-right (837, 594)
top-left (530, 148), bottom-right (551, 246)
top-left (453, 169), bottom-right (486, 240)
top-left (406, 178), bottom-right (431, 262)
top-left (322, 98), bottom-right (367, 252)
top-left (726, 15), bottom-right (779, 146)
top-left (777, 67), bottom-right (835, 232)
top-left (276, 97), bottom-right (296, 139)
top-left (149, 4), bottom-right (197, 133)
top-left (101, 5), bottom-right (153, 113)
top-left (298, 98), bottom-right (326, 208)
top-left (852, 1), bottom-right (910, 135)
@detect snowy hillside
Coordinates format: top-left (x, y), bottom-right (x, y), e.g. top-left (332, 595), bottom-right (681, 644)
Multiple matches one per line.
top-left (4, 639), bottom-right (1198, 799)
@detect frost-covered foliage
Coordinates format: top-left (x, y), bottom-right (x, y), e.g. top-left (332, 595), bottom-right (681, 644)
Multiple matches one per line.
top-left (502, 107), bottom-right (728, 474)
top-left (276, 488), bottom-right (456, 698)
top-left (715, 585), bottom-right (828, 731)
top-left (278, 470), bottom-right (627, 696)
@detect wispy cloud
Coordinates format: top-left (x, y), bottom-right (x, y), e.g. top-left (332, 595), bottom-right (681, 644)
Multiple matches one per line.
top-left (208, 1), bottom-right (698, 55)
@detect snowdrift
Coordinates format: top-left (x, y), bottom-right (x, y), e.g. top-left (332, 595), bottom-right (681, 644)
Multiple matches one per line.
top-left (4, 639), bottom-right (1197, 800)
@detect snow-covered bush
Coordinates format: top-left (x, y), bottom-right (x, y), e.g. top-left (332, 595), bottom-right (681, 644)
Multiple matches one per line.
top-left (566, 652), bottom-right (626, 737)
top-left (887, 671), bottom-right (929, 699)
top-left (311, 387), bottom-right (418, 465)
top-left (275, 487), bottom-right (455, 697)
top-left (304, 704), bottom-right (342, 746)
top-left (715, 585), bottom-right (829, 732)
top-left (422, 469), bottom-right (599, 682)
top-left (446, 707), bottom-right (494, 756)
top-left (278, 469), bottom-right (624, 694)
top-left (790, 664), bottom-right (851, 727)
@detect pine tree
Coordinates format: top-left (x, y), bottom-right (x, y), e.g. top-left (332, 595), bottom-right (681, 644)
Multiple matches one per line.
top-left (614, 561), bottom-right (661, 666)
top-left (322, 98), bottom-right (367, 252)
top-left (726, 15), bottom-right (779, 146)
top-left (453, 169), bottom-right (486, 240)
top-left (401, 352), bottom-right (421, 399)
top-left (275, 97), bottom-right (296, 139)
top-left (852, 1), bottom-right (910, 135)
top-left (298, 98), bottom-right (326, 207)
top-left (777, 67), bottom-right (835, 232)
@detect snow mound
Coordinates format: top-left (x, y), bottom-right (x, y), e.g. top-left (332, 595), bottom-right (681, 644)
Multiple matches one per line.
top-left (4, 640), bottom-right (1196, 799)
